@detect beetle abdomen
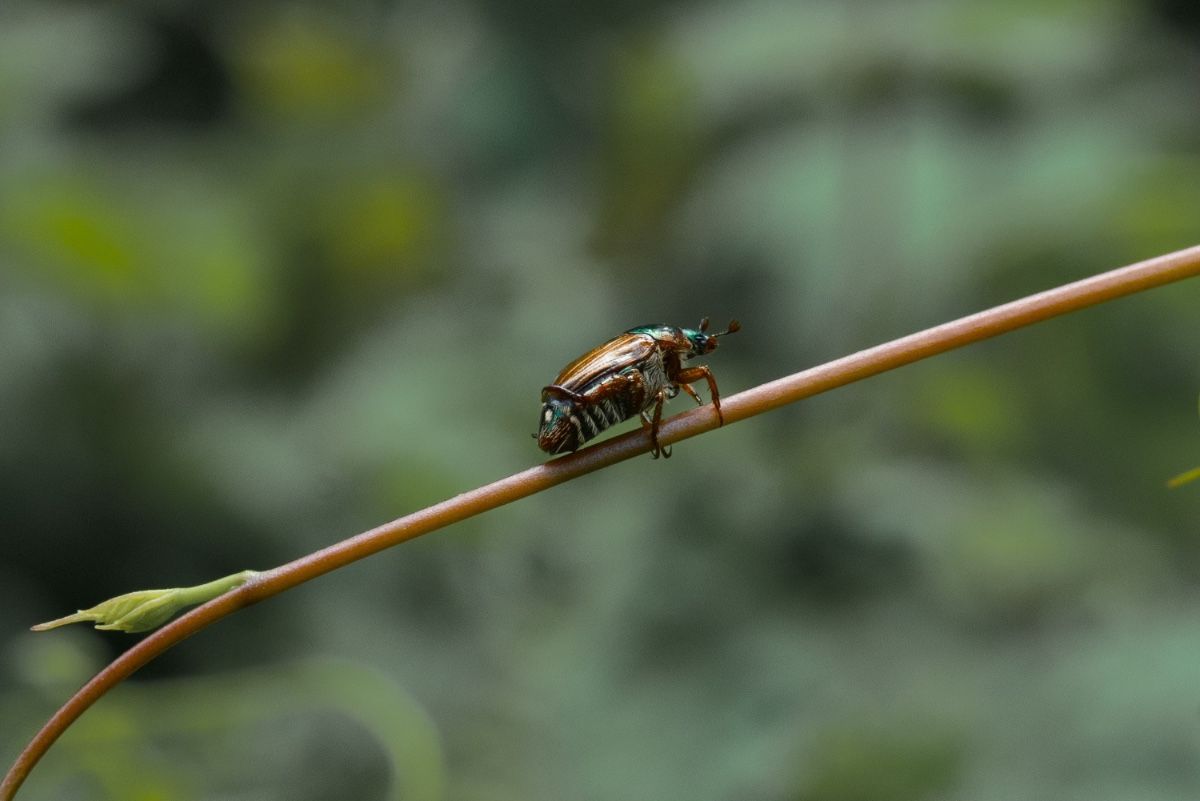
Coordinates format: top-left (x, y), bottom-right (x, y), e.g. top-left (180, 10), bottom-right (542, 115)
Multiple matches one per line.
top-left (537, 397), bottom-right (587, 454)
top-left (580, 395), bottom-right (628, 438)
top-left (537, 369), bottom-right (654, 454)
top-left (537, 390), bottom-right (630, 454)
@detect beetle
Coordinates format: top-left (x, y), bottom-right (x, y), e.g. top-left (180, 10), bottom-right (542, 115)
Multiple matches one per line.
top-left (536, 318), bottom-right (741, 458)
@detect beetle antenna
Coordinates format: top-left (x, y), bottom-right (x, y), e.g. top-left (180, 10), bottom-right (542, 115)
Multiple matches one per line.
top-left (713, 319), bottom-right (741, 338)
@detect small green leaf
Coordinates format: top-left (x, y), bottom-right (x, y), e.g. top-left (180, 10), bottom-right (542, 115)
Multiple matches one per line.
top-left (33, 571), bottom-right (258, 634)
top-left (33, 589), bottom-right (181, 633)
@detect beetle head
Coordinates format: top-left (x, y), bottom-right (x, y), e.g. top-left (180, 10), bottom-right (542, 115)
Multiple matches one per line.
top-left (683, 317), bottom-right (741, 358)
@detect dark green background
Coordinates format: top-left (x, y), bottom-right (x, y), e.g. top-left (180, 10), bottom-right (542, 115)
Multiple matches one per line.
top-left (2, 1), bottom-right (1199, 799)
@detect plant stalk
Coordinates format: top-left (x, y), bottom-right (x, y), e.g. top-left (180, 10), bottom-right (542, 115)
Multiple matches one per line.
top-left (4, 243), bottom-right (1200, 800)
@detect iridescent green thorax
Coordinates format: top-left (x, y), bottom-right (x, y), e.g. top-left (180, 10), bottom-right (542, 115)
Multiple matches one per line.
top-left (625, 324), bottom-right (713, 359)
top-left (626, 324), bottom-right (697, 356)
top-left (626, 324), bottom-right (679, 339)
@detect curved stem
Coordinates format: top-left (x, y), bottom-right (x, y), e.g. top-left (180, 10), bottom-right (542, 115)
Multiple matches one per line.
top-left (5, 243), bottom-right (1200, 799)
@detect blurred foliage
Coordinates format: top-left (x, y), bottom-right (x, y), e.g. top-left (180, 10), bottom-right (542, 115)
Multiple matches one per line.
top-left (2, 636), bottom-right (440, 801)
top-left (1, 0), bottom-right (1199, 799)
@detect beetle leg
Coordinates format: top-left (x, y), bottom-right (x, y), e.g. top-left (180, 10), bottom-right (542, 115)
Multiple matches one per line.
top-left (671, 366), bottom-right (724, 425)
top-left (638, 411), bottom-right (655, 457)
top-left (639, 390), bottom-right (671, 459)
top-left (677, 381), bottom-right (703, 407)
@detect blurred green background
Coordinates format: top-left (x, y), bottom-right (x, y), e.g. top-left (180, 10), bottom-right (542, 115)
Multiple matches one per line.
top-left (2, 0), bottom-right (1199, 799)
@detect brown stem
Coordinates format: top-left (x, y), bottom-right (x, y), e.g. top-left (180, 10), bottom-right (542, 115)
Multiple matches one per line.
top-left (5, 243), bottom-right (1200, 799)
